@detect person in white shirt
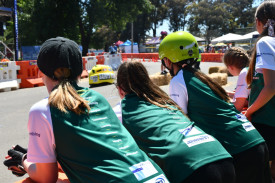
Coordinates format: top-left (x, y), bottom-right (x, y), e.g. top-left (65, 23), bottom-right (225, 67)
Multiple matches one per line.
top-left (223, 47), bottom-right (251, 111)
top-left (245, 1), bottom-right (275, 180)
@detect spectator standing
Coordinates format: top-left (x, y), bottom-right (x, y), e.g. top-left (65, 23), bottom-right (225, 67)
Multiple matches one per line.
top-left (109, 43), bottom-right (117, 54)
top-left (246, 1), bottom-right (275, 180)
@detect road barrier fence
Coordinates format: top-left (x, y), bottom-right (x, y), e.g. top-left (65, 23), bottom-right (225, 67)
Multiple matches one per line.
top-left (0, 53), bottom-right (224, 91)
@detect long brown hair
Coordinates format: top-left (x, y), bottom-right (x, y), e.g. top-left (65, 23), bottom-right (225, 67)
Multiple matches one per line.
top-left (177, 61), bottom-right (230, 102)
top-left (247, 1), bottom-right (275, 87)
top-left (117, 61), bottom-right (186, 115)
top-left (48, 68), bottom-right (90, 115)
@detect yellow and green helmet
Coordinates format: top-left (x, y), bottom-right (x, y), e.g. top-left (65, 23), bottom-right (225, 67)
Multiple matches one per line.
top-left (159, 31), bottom-right (199, 63)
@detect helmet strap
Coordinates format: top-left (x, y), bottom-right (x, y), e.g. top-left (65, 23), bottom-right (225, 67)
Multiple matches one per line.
top-left (183, 58), bottom-right (197, 66)
top-left (161, 59), bottom-right (167, 69)
top-left (176, 58), bottom-right (198, 68)
top-left (169, 64), bottom-right (175, 77)
top-left (162, 59), bottom-right (176, 77)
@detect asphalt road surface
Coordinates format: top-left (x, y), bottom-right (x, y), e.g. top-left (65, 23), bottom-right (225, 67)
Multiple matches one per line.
top-left (0, 61), bottom-right (237, 183)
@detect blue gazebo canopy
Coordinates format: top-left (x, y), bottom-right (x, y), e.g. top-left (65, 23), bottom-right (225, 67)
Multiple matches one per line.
top-left (120, 40), bottom-right (138, 46)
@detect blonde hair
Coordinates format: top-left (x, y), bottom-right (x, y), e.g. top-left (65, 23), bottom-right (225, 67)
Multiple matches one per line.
top-left (48, 68), bottom-right (90, 115)
top-left (223, 47), bottom-right (250, 69)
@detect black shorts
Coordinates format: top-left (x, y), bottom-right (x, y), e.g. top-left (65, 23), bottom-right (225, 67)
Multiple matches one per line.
top-left (182, 158), bottom-right (235, 183)
top-left (232, 143), bottom-right (272, 183)
top-left (253, 122), bottom-right (275, 160)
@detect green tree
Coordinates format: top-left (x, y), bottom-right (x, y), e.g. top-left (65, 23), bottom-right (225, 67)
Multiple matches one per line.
top-left (17, 0), bottom-right (36, 45)
top-left (119, 13), bottom-right (153, 46)
top-left (15, 0), bottom-right (153, 55)
top-left (78, 0), bottom-right (153, 55)
top-left (147, 0), bottom-right (168, 37)
top-left (188, 0), bottom-right (233, 43)
top-left (226, 0), bottom-right (256, 28)
top-left (166, 0), bottom-right (192, 32)
top-left (0, 0), bottom-right (16, 51)
top-left (90, 25), bottom-right (119, 51)
top-left (0, 0), bottom-right (13, 7)
top-left (31, 0), bottom-right (80, 44)
top-left (188, 0), bottom-right (257, 43)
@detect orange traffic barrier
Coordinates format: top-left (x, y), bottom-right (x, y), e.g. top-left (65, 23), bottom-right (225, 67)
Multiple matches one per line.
top-left (87, 52), bottom-right (95, 56)
top-left (201, 53), bottom-right (224, 63)
top-left (16, 61), bottom-right (44, 88)
top-left (121, 53), bottom-right (160, 62)
top-left (121, 53), bottom-right (225, 63)
top-left (1, 58), bottom-right (10, 62)
top-left (80, 58), bottom-right (88, 78)
top-left (82, 58), bottom-right (87, 71)
top-left (96, 55), bottom-right (105, 65)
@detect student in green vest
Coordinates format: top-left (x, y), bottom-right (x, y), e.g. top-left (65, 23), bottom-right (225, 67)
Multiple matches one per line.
top-left (4, 37), bottom-right (169, 183)
top-left (114, 61), bottom-right (235, 183)
top-left (246, 1), bottom-right (275, 180)
top-left (159, 31), bottom-right (271, 183)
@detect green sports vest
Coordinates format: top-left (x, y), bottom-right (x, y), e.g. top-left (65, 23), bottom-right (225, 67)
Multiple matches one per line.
top-left (182, 69), bottom-right (264, 155)
top-left (249, 72), bottom-right (275, 126)
top-left (121, 93), bottom-right (231, 183)
top-left (50, 83), bottom-right (168, 183)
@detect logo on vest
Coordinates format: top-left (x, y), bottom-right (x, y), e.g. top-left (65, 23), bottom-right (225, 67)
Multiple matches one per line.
top-left (253, 71), bottom-right (259, 79)
top-left (144, 174), bottom-right (169, 183)
top-left (183, 134), bottom-right (215, 147)
top-left (129, 160), bottom-right (158, 181)
top-left (235, 114), bottom-right (248, 122)
top-left (242, 122), bottom-right (255, 132)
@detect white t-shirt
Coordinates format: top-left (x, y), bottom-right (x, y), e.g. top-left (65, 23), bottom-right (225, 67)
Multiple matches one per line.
top-left (113, 101), bottom-right (123, 123)
top-left (234, 68), bottom-right (250, 100)
top-left (256, 36), bottom-right (275, 73)
top-left (169, 69), bottom-right (188, 114)
top-left (27, 98), bottom-right (56, 163)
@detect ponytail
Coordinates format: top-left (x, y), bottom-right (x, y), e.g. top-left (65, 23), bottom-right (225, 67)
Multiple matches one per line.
top-left (181, 64), bottom-right (230, 103)
top-left (246, 48), bottom-right (256, 88)
top-left (48, 68), bottom-right (90, 115)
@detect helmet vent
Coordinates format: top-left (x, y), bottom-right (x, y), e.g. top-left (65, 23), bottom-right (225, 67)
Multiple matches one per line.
top-left (179, 46), bottom-right (184, 50)
top-left (195, 44), bottom-right (197, 47)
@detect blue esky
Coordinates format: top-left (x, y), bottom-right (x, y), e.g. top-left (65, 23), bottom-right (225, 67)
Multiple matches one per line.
top-left (149, 0), bottom-right (263, 37)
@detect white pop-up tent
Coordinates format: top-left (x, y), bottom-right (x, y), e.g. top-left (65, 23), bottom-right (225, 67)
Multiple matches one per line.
top-left (211, 33), bottom-right (244, 44)
top-left (240, 31), bottom-right (259, 40)
top-left (194, 36), bottom-right (205, 42)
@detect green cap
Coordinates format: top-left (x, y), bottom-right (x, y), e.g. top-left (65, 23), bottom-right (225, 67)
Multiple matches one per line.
top-left (159, 31), bottom-right (199, 63)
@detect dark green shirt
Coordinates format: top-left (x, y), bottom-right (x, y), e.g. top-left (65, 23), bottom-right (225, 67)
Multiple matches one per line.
top-left (182, 69), bottom-right (264, 155)
top-left (121, 93), bottom-right (231, 183)
top-left (50, 83), bottom-right (168, 183)
top-left (249, 72), bottom-right (275, 126)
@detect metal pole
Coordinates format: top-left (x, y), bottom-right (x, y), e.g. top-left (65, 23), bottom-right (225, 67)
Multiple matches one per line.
top-left (13, 0), bottom-right (18, 61)
top-left (131, 22), bottom-right (133, 53)
top-left (0, 41), bottom-right (15, 55)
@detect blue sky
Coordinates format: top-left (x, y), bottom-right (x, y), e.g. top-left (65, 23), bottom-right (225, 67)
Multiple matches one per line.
top-left (148, 0), bottom-right (263, 37)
